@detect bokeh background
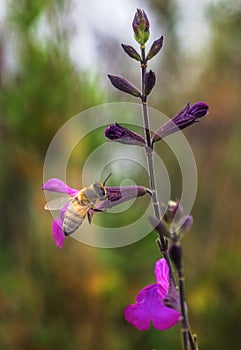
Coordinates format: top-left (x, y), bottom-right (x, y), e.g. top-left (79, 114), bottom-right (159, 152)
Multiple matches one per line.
top-left (0, 0), bottom-right (241, 349)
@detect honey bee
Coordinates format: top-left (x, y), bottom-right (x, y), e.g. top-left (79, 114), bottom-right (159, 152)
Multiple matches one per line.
top-left (45, 174), bottom-right (112, 236)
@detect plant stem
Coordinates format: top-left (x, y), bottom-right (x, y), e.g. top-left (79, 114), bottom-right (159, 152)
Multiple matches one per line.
top-left (177, 248), bottom-right (197, 350)
top-left (140, 46), bottom-right (173, 274)
top-left (140, 46), bottom-right (197, 349)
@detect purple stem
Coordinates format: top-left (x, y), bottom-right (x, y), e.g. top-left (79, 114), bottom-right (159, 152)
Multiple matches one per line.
top-left (177, 247), bottom-right (197, 350)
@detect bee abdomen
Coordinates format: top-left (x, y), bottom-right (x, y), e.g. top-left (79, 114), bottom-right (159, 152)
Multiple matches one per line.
top-left (63, 209), bottom-right (82, 236)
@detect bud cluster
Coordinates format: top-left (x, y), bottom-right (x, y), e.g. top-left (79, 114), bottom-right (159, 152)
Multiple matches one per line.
top-left (132, 9), bottom-right (150, 46)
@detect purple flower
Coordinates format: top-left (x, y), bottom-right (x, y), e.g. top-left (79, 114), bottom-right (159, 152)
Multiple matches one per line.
top-left (105, 123), bottom-right (145, 147)
top-left (124, 258), bottom-right (180, 331)
top-left (42, 178), bottom-right (151, 248)
top-left (152, 102), bottom-right (209, 144)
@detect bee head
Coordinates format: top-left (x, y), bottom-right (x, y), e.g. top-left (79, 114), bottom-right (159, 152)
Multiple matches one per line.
top-left (93, 182), bottom-right (106, 200)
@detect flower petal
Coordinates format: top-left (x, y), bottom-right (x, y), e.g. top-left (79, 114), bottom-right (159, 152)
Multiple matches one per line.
top-left (189, 102), bottom-right (209, 118)
top-left (124, 284), bottom-right (180, 331)
top-left (52, 218), bottom-right (65, 249)
top-left (42, 178), bottom-right (79, 196)
top-left (154, 258), bottom-right (169, 298)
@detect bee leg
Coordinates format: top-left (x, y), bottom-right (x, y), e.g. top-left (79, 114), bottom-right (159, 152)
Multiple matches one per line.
top-left (93, 208), bottom-right (105, 212)
top-left (87, 211), bottom-right (93, 224)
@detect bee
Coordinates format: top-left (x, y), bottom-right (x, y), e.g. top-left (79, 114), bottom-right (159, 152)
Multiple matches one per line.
top-left (45, 174), bottom-right (112, 236)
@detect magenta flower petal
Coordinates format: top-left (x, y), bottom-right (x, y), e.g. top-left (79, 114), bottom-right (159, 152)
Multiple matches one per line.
top-left (42, 178), bottom-right (79, 196)
top-left (124, 258), bottom-right (180, 331)
top-left (52, 218), bottom-right (65, 249)
top-left (154, 258), bottom-right (169, 298)
top-left (124, 284), bottom-right (180, 331)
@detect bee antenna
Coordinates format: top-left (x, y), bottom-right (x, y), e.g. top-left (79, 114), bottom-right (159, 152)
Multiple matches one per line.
top-left (103, 173), bottom-right (112, 186)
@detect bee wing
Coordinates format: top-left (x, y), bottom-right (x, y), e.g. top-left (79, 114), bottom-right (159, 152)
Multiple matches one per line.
top-left (44, 196), bottom-right (71, 210)
top-left (75, 204), bottom-right (91, 218)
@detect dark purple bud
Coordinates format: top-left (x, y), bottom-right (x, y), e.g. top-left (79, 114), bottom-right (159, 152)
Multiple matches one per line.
top-left (132, 9), bottom-right (150, 46)
top-left (121, 44), bottom-right (141, 61)
top-left (108, 74), bottom-right (141, 98)
top-left (169, 243), bottom-right (183, 272)
top-left (105, 123), bottom-right (145, 147)
top-left (147, 36), bottom-right (163, 60)
top-left (149, 216), bottom-right (170, 239)
top-left (189, 102), bottom-right (209, 118)
top-left (152, 101), bottom-right (209, 143)
top-left (145, 70), bottom-right (156, 96)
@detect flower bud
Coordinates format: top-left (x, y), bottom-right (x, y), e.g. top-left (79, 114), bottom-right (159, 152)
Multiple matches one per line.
top-left (105, 123), bottom-right (145, 147)
top-left (149, 216), bottom-right (170, 239)
top-left (163, 200), bottom-right (183, 224)
top-left (132, 9), bottom-right (150, 46)
top-left (145, 70), bottom-right (156, 95)
top-left (169, 243), bottom-right (183, 271)
top-left (147, 36), bottom-right (163, 60)
top-left (108, 74), bottom-right (141, 98)
top-left (121, 44), bottom-right (141, 61)
top-left (152, 101), bottom-right (209, 144)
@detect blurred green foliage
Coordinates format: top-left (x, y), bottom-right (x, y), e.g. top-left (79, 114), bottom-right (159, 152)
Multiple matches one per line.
top-left (0, 0), bottom-right (240, 349)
